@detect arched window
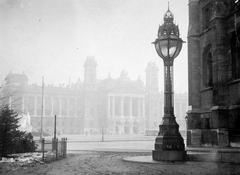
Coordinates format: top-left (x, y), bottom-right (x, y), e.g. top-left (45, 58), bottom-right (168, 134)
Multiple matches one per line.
top-left (203, 45), bottom-right (213, 88)
top-left (231, 29), bottom-right (240, 80)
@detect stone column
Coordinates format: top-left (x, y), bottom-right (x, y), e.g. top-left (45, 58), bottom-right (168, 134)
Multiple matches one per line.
top-left (107, 95), bottom-right (111, 117)
top-left (112, 96), bottom-right (115, 116)
top-left (138, 97), bottom-right (141, 117)
top-left (121, 96), bottom-right (123, 117)
top-left (129, 97), bottom-right (132, 117)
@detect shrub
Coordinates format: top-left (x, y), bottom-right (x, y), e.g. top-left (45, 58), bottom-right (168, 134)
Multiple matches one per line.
top-left (0, 105), bottom-right (37, 157)
top-left (14, 132), bottom-right (38, 154)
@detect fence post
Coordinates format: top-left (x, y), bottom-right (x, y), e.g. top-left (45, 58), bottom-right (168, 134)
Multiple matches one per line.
top-left (52, 138), bottom-right (57, 153)
top-left (56, 138), bottom-right (58, 160)
top-left (52, 138), bottom-right (54, 152)
top-left (63, 137), bottom-right (67, 157)
top-left (65, 137), bottom-right (67, 157)
top-left (62, 138), bottom-right (65, 157)
top-left (61, 138), bottom-right (63, 157)
top-left (64, 137), bottom-right (67, 157)
top-left (62, 138), bottom-right (64, 157)
top-left (42, 138), bottom-right (45, 161)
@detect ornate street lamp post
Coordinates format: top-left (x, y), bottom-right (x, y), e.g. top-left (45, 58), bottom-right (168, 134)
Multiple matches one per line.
top-left (152, 6), bottom-right (186, 161)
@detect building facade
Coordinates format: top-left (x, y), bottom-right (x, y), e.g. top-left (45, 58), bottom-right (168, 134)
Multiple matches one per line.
top-left (187, 0), bottom-right (240, 147)
top-left (1, 57), bottom-right (188, 135)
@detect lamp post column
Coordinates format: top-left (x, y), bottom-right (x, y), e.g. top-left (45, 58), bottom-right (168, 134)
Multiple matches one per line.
top-left (152, 5), bottom-right (186, 161)
top-left (164, 64), bottom-right (173, 116)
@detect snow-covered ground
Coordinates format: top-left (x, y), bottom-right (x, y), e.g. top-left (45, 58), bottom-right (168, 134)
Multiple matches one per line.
top-left (0, 151), bottom-right (58, 173)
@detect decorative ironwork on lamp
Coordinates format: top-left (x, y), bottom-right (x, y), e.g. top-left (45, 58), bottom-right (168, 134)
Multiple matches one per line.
top-left (153, 8), bottom-right (184, 65)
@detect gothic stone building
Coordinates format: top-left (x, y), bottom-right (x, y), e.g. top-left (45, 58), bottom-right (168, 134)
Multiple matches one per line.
top-left (187, 0), bottom-right (240, 147)
top-left (1, 57), bottom-right (188, 135)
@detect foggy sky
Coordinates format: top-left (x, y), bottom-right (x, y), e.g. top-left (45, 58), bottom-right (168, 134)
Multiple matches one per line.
top-left (0, 0), bottom-right (188, 92)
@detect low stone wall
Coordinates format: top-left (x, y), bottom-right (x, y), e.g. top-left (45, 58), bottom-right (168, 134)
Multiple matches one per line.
top-left (187, 152), bottom-right (240, 163)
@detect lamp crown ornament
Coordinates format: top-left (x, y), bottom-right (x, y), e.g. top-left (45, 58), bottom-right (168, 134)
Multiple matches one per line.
top-left (153, 3), bottom-right (184, 65)
top-left (159, 6), bottom-right (179, 37)
top-left (163, 3), bottom-right (174, 23)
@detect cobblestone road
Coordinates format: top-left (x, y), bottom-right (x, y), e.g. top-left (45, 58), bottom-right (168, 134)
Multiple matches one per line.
top-left (2, 151), bottom-right (240, 175)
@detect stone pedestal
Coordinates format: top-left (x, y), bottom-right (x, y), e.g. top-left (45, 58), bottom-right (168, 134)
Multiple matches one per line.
top-left (152, 116), bottom-right (186, 161)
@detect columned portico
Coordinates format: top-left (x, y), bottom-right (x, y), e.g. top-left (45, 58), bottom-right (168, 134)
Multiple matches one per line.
top-left (108, 93), bottom-right (145, 134)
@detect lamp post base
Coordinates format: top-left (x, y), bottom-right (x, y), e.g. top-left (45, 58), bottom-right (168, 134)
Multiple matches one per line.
top-left (152, 117), bottom-right (186, 161)
top-left (152, 150), bottom-right (186, 161)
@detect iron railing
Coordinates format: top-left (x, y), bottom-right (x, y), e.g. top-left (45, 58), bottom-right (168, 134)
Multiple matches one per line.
top-left (40, 137), bottom-right (67, 161)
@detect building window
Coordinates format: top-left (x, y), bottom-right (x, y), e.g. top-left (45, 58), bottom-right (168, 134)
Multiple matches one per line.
top-left (231, 30), bottom-right (240, 80)
top-left (202, 3), bottom-right (213, 30)
top-left (203, 45), bottom-right (213, 88)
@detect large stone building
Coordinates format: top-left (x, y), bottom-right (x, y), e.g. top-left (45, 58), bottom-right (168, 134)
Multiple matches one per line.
top-left (1, 57), bottom-right (188, 135)
top-left (187, 0), bottom-right (240, 147)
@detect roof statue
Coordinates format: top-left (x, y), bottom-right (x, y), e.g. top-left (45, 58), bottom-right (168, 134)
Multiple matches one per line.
top-left (120, 69), bottom-right (128, 78)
